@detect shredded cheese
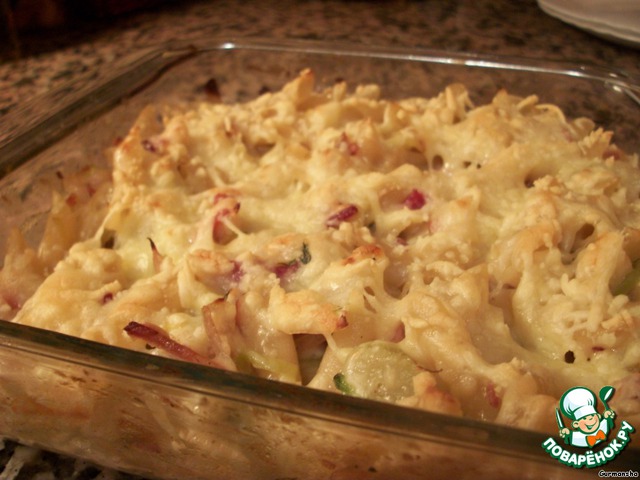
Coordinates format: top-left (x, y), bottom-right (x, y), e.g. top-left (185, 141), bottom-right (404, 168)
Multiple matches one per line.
top-left (2, 69), bottom-right (640, 433)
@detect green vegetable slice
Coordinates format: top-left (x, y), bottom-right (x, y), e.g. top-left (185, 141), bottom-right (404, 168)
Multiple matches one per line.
top-left (336, 341), bottom-right (419, 402)
top-left (333, 373), bottom-right (355, 395)
top-left (613, 259), bottom-right (640, 296)
top-left (238, 350), bottom-right (300, 383)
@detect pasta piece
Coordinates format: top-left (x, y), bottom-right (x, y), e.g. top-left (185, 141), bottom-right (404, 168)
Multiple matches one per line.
top-left (4, 69), bottom-right (639, 433)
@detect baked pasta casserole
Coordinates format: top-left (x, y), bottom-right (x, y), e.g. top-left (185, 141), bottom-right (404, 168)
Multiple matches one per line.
top-left (1, 69), bottom-right (639, 433)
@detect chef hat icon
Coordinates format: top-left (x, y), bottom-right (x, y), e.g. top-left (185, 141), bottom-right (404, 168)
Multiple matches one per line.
top-left (560, 387), bottom-right (598, 421)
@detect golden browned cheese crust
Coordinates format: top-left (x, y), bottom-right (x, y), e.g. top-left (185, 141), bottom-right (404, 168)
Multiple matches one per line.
top-left (2, 69), bottom-right (640, 432)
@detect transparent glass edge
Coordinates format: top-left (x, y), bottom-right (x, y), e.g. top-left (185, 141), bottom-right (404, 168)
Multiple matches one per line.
top-left (1, 320), bottom-right (639, 466)
top-left (0, 44), bottom-right (199, 176)
top-left (2, 320), bottom-right (638, 470)
top-left (213, 37), bottom-right (640, 88)
top-left (2, 36), bottom-right (640, 175)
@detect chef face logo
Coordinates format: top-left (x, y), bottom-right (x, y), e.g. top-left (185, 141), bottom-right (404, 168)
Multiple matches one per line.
top-left (557, 386), bottom-right (615, 448)
top-left (541, 385), bottom-right (636, 468)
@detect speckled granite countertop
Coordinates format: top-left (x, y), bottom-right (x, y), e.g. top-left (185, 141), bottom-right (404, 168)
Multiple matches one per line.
top-left (0, 0), bottom-right (639, 478)
top-left (1, 0), bottom-right (638, 120)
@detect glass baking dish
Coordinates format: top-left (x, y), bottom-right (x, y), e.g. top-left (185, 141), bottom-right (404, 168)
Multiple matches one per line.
top-left (0, 38), bottom-right (639, 479)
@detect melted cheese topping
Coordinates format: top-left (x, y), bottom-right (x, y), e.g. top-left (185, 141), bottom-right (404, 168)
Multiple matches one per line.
top-left (3, 69), bottom-right (640, 432)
